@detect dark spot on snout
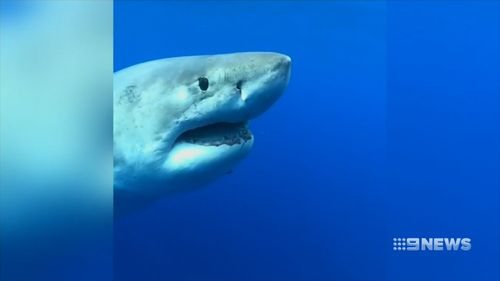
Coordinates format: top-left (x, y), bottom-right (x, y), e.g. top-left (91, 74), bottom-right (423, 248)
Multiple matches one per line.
top-left (198, 77), bottom-right (209, 91)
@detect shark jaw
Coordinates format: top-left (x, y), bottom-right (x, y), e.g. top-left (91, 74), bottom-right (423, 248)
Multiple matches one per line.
top-left (176, 122), bottom-right (252, 147)
top-left (163, 122), bottom-right (254, 189)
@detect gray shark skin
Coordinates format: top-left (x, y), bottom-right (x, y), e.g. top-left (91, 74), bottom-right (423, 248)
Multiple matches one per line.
top-left (114, 52), bottom-right (291, 216)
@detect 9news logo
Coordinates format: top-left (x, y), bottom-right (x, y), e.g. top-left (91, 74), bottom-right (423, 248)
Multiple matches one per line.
top-left (393, 237), bottom-right (471, 251)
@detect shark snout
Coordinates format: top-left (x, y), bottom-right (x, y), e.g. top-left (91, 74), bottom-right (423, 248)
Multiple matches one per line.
top-left (277, 54), bottom-right (291, 68)
top-left (270, 54), bottom-right (291, 81)
top-left (240, 53), bottom-right (291, 118)
top-left (266, 53), bottom-right (291, 88)
top-left (277, 54), bottom-right (291, 83)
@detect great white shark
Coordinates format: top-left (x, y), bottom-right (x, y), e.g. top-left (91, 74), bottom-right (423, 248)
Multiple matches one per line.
top-left (114, 52), bottom-right (291, 215)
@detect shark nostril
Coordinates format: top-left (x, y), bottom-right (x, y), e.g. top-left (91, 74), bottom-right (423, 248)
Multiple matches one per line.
top-left (236, 80), bottom-right (243, 92)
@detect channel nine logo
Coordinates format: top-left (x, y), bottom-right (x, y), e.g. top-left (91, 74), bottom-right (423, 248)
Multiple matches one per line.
top-left (393, 237), bottom-right (471, 252)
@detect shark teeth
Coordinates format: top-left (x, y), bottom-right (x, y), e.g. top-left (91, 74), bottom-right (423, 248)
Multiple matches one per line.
top-left (176, 122), bottom-right (252, 147)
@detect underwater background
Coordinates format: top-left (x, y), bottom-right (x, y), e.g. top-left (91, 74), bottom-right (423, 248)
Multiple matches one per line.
top-left (114, 1), bottom-right (499, 281)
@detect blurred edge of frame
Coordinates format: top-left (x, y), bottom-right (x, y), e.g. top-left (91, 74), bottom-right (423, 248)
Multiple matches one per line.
top-left (0, 1), bottom-right (113, 280)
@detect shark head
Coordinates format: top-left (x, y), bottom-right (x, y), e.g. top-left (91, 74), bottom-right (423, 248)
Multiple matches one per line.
top-left (114, 52), bottom-right (291, 197)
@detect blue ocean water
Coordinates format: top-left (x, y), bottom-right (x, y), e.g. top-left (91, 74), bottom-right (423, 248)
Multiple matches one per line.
top-left (114, 1), bottom-right (500, 281)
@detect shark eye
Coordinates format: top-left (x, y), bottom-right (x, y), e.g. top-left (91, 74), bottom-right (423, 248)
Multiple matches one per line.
top-left (198, 77), bottom-right (209, 91)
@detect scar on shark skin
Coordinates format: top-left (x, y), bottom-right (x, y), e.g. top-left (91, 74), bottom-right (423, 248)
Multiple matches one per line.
top-left (119, 85), bottom-right (139, 104)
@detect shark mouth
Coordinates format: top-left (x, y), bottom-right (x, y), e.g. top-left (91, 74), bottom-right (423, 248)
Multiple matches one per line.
top-left (175, 122), bottom-right (253, 147)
